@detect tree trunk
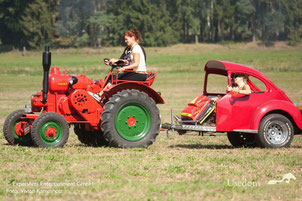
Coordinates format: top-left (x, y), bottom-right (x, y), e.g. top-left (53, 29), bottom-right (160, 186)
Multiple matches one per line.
top-left (210, 0), bottom-right (214, 42)
top-left (183, 20), bottom-right (187, 42)
top-left (251, 13), bottom-right (256, 42)
top-left (200, 24), bottom-right (203, 42)
top-left (221, 22), bottom-right (224, 41)
top-left (217, 19), bottom-right (221, 42)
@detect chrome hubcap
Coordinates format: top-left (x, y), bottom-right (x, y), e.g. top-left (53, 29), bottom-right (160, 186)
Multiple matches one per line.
top-left (266, 121), bottom-right (288, 145)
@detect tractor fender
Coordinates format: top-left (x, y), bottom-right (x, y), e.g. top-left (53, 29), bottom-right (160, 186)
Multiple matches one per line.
top-left (105, 83), bottom-right (165, 104)
top-left (250, 100), bottom-right (302, 130)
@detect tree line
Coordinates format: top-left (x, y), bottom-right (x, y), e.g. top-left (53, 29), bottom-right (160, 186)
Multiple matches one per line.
top-left (0, 0), bottom-right (301, 49)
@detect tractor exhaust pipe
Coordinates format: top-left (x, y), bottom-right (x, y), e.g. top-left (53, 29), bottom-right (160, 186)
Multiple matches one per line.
top-left (42, 44), bottom-right (51, 103)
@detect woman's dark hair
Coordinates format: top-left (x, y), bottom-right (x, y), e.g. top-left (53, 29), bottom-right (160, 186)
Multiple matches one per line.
top-left (234, 73), bottom-right (248, 81)
top-left (125, 27), bottom-right (141, 42)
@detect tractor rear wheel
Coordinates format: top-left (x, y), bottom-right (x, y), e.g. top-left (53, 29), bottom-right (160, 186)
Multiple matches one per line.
top-left (101, 89), bottom-right (160, 148)
top-left (74, 124), bottom-right (108, 146)
top-left (227, 132), bottom-right (258, 148)
top-left (3, 109), bottom-right (33, 146)
top-left (256, 114), bottom-right (294, 148)
top-left (31, 112), bottom-right (69, 147)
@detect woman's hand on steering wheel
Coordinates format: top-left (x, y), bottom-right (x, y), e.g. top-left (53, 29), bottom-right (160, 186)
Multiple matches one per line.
top-left (104, 58), bottom-right (110, 65)
top-left (104, 58), bottom-right (119, 66)
top-left (117, 67), bottom-right (125, 72)
top-left (109, 59), bottom-right (118, 65)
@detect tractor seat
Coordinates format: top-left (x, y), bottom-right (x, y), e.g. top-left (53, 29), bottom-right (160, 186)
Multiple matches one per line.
top-left (113, 71), bottom-right (157, 86)
top-left (143, 72), bottom-right (157, 86)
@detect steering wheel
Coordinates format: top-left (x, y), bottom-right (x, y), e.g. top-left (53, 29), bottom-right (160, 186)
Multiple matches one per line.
top-left (104, 58), bottom-right (126, 69)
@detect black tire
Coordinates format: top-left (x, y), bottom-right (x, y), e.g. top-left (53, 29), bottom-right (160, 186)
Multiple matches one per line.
top-left (3, 109), bottom-right (33, 146)
top-left (177, 130), bottom-right (187, 135)
top-left (227, 132), bottom-right (258, 148)
top-left (74, 124), bottom-right (108, 147)
top-left (256, 114), bottom-right (294, 148)
top-left (101, 89), bottom-right (160, 148)
top-left (31, 112), bottom-right (69, 148)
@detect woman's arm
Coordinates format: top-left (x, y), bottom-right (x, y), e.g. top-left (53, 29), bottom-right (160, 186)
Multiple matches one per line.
top-left (118, 53), bottom-right (140, 72)
top-left (239, 84), bottom-right (251, 95)
top-left (226, 85), bottom-right (232, 92)
top-left (104, 58), bottom-right (119, 65)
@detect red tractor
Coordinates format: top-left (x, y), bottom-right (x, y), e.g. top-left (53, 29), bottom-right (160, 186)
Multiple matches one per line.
top-left (3, 45), bottom-right (164, 148)
top-left (162, 60), bottom-right (302, 148)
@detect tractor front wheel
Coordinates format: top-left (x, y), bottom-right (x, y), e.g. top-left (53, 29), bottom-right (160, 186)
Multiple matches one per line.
top-left (31, 112), bottom-right (69, 147)
top-left (3, 109), bottom-right (33, 146)
top-left (101, 89), bottom-right (160, 148)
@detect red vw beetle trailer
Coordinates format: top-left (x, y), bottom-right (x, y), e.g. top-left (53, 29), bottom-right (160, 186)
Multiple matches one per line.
top-left (162, 60), bottom-right (302, 148)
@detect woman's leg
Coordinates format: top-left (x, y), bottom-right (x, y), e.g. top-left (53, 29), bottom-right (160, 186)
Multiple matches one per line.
top-left (118, 72), bottom-right (147, 81)
top-left (100, 73), bottom-right (118, 97)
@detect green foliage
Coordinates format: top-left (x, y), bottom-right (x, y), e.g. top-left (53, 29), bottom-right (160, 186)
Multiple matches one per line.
top-left (86, 10), bottom-right (114, 47)
top-left (288, 26), bottom-right (302, 46)
top-left (74, 33), bottom-right (89, 47)
top-left (0, 0), bottom-right (302, 48)
top-left (0, 0), bottom-right (34, 47)
top-left (19, 0), bottom-right (57, 49)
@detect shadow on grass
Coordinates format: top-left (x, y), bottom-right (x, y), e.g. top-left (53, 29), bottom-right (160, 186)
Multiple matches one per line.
top-left (171, 144), bottom-right (302, 149)
top-left (170, 144), bottom-right (234, 149)
top-left (74, 144), bottom-right (109, 148)
top-left (289, 145), bottom-right (302, 148)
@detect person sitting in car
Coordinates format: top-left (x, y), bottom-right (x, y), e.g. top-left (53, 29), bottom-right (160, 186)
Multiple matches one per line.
top-left (227, 73), bottom-right (251, 95)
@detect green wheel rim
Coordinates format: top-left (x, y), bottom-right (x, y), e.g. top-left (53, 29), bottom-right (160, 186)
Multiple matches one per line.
top-left (12, 120), bottom-right (31, 143)
top-left (115, 102), bottom-right (151, 141)
top-left (39, 121), bottom-right (63, 145)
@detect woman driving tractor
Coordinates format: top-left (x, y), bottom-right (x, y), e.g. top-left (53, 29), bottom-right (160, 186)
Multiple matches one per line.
top-left (105, 27), bottom-right (147, 81)
top-left (88, 28), bottom-right (147, 101)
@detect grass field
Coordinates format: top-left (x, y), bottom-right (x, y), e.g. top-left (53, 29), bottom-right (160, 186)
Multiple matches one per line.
top-left (0, 43), bottom-right (302, 201)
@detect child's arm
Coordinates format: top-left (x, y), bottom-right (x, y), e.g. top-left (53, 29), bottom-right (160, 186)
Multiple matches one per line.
top-left (239, 84), bottom-right (251, 95)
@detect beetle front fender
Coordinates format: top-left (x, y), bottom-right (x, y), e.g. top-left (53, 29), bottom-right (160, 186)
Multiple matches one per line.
top-left (250, 100), bottom-right (302, 130)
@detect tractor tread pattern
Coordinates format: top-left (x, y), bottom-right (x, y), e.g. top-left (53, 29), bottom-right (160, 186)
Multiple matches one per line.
top-left (74, 124), bottom-right (108, 147)
top-left (3, 109), bottom-right (33, 146)
top-left (30, 112), bottom-right (69, 148)
top-left (101, 89), bottom-right (160, 148)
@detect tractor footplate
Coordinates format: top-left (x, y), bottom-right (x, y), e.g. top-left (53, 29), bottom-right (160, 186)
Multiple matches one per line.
top-left (161, 123), bottom-right (216, 132)
top-left (180, 124), bottom-right (216, 132)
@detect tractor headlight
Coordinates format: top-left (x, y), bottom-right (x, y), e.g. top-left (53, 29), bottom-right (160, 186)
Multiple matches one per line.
top-left (25, 104), bottom-right (32, 113)
top-left (69, 76), bottom-right (78, 85)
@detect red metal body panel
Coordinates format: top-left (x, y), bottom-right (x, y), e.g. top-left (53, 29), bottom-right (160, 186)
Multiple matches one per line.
top-left (68, 89), bottom-right (103, 127)
top-left (216, 90), bottom-right (285, 131)
top-left (27, 66), bottom-right (164, 130)
top-left (250, 100), bottom-right (302, 130)
top-left (185, 60), bottom-right (302, 133)
top-left (181, 95), bottom-right (210, 120)
top-left (49, 67), bottom-right (70, 92)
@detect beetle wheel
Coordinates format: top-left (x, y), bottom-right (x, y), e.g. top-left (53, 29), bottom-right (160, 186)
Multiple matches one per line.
top-left (256, 114), bottom-right (294, 148)
top-left (227, 132), bottom-right (258, 148)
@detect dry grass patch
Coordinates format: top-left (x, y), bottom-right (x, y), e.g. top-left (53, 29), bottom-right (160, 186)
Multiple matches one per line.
top-left (0, 45), bottom-right (302, 200)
